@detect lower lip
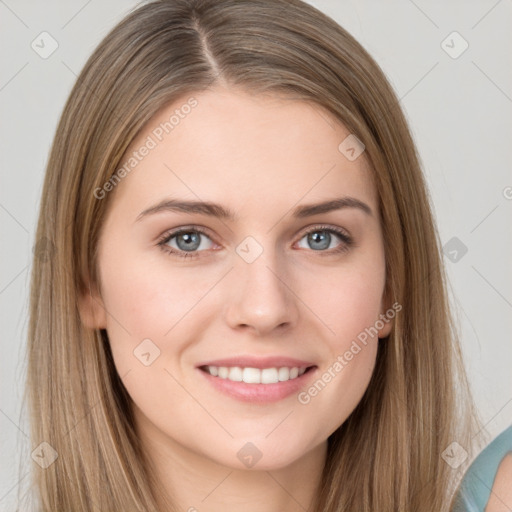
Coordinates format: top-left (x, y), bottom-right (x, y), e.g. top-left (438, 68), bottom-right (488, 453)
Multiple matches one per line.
top-left (197, 367), bottom-right (318, 403)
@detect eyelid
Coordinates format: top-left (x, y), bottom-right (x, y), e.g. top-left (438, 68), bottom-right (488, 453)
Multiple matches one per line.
top-left (297, 223), bottom-right (351, 240)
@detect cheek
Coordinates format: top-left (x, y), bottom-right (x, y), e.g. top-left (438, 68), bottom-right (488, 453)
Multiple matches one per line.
top-left (300, 259), bottom-right (385, 350)
top-left (298, 338), bottom-right (378, 443)
top-left (295, 267), bottom-right (383, 435)
top-left (292, 257), bottom-right (384, 427)
top-left (100, 247), bottom-right (216, 337)
top-left (97, 255), bottom-right (208, 417)
top-left (98, 246), bottom-right (223, 378)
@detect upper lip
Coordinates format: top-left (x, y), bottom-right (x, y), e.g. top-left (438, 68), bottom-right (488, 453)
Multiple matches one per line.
top-left (196, 356), bottom-right (316, 370)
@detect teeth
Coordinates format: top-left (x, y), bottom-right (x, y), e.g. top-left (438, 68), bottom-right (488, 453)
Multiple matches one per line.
top-left (204, 365), bottom-right (308, 383)
top-left (278, 367), bottom-right (289, 381)
top-left (228, 367), bottom-right (243, 382)
top-left (261, 368), bottom-right (278, 384)
top-left (243, 367), bottom-right (262, 384)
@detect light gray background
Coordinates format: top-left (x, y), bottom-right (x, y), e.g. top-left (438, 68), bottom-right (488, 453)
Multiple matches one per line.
top-left (1, 0), bottom-right (511, 509)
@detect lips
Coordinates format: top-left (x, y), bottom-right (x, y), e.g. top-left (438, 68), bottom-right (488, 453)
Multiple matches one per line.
top-left (195, 355), bottom-right (318, 403)
top-left (196, 356), bottom-right (316, 370)
top-left (197, 362), bottom-right (318, 403)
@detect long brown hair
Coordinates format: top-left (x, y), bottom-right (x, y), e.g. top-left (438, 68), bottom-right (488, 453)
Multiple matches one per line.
top-left (24, 0), bottom-right (481, 510)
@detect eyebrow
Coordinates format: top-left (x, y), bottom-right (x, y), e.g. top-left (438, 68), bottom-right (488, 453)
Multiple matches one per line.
top-left (135, 196), bottom-right (373, 222)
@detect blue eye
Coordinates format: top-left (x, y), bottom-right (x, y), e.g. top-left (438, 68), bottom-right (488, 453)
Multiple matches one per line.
top-left (157, 225), bottom-right (353, 259)
top-left (296, 226), bottom-right (352, 253)
top-left (157, 226), bottom-right (214, 258)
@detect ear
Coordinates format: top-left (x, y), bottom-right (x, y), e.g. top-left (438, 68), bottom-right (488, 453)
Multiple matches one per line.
top-left (377, 289), bottom-right (395, 339)
top-left (78, 274), bottom-right (107, 330)
top-left (377, 313), bottom-right (393, 339)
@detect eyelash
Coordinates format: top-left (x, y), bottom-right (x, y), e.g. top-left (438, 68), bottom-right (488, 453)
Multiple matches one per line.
top-left (156, 224), bottom-right (353, 259)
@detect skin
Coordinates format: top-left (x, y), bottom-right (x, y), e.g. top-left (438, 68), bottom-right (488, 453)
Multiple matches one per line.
top-left (80, 86), bottom-right (393, 511)
top-left (485, 453), bottom-right (512, 512)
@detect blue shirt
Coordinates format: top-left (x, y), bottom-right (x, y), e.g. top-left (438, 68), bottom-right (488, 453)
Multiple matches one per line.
top-left (452, 424), bottom-right (512, 511)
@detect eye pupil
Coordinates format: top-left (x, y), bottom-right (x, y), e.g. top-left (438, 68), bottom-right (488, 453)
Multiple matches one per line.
top-left (308, 231), bottom-right (330, 250)
top-left (177, 232), bottom-right (201, 251)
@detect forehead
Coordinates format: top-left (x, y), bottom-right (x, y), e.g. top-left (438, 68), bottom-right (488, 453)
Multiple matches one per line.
top-left (111, 87), bottom-right (377, 217)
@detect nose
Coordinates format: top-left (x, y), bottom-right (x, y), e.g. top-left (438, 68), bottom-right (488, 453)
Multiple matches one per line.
top-left (224, 248), bottom-right (299, 337)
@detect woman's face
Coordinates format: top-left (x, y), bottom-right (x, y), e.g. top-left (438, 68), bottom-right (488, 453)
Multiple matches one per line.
top-left (82, 86), bottom-right (393, 471)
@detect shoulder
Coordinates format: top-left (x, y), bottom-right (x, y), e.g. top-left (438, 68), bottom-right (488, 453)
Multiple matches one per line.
top-left (484, 452), bottom-right (512, 512)
top-left (453, 425), bottom-right (512, 512)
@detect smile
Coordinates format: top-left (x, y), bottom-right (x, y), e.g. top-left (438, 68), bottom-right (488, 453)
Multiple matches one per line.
top-left (200, 365), bottom-right (313, 384)
top-left (197, 364), bottom-right (318, 403)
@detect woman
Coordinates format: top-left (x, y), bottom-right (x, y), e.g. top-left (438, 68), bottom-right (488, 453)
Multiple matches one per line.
top-left (24, 0), bottom-right (481, 510)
